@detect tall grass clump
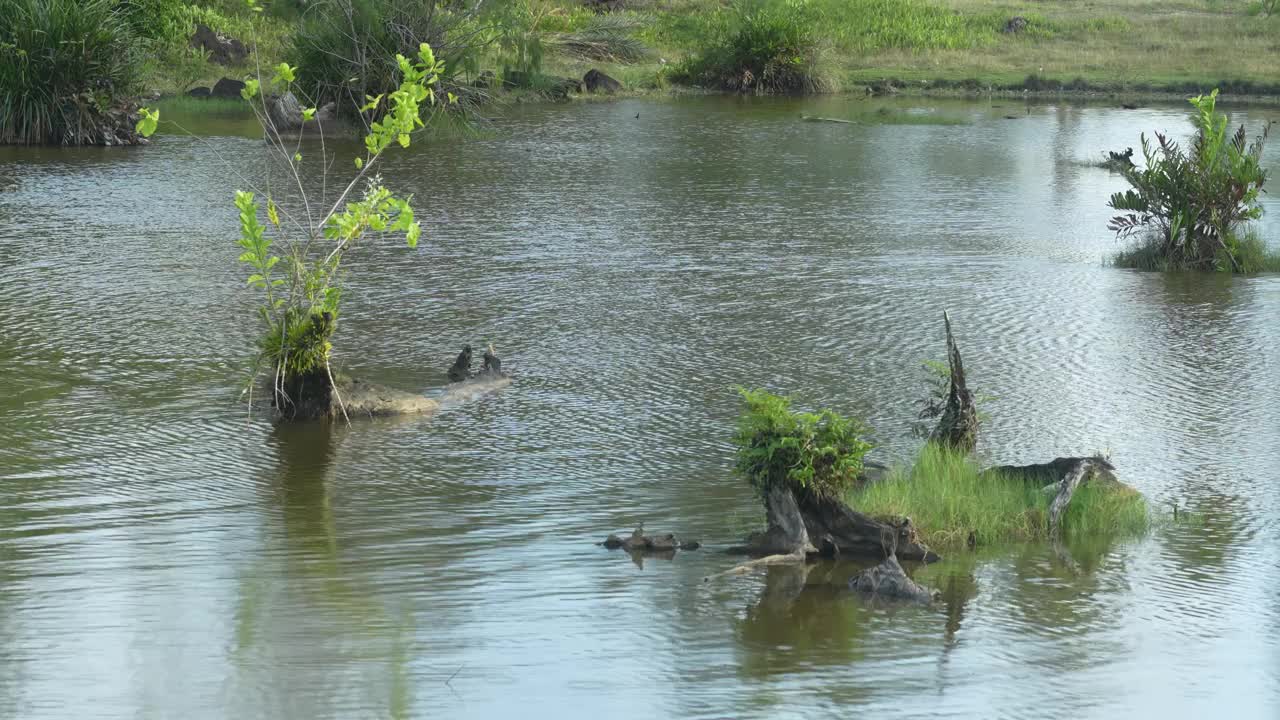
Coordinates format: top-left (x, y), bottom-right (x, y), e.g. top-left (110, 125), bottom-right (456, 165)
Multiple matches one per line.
top-left (0, 0), bottom-right (142, 145)
top-left (676, 0), bottom-right (836, 94)
top-left (1109, 89), bottom-right (1271, 273)
top-left (849, 444), bottom-right (1148, 547)
top-left (290, 0), bottom-right (496, 117)
top-left (731, 388), bottom-right (873, 498)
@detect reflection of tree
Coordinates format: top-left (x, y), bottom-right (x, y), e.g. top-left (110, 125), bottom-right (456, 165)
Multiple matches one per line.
top-left (225, 423), bottom-right (416, 720)
top-left (731, 562), bottom-right (873, 712)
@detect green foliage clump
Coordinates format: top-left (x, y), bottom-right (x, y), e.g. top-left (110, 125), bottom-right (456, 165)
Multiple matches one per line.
top-left (137, 37), bottom-right (445, 415)
top-left (732, 388), bottom-right (873, 498)
top-left (290, 0), bottom-right (491, 117)
top-left (0, 0), bottom-right (142, 145)
top-left (676, 0), bottom-right (835, 94)
top-left (1108, 89), bottom-right (1270, 273)
top-left (849, 443), bottom-right (1149, 547)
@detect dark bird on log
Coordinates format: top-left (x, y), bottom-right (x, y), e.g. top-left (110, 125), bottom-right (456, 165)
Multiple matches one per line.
top-left (448, 344), bottom-right (473, 382)
top-left (1121, 103), bottom-right (1139, 110)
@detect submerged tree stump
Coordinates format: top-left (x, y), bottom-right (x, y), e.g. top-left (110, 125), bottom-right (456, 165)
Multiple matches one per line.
top-left (930, 311), bottom-right (978, 453)
top-left (848, 555), bottom-right (936, 603)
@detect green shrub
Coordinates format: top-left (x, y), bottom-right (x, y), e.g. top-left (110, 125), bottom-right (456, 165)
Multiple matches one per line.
top-left (849, 443), bottom-right (1149, 547)
top-left (1108, 89), bottom-right (1270, 272)
top-left (675, 0), bottom-right (836, 94)
top-left (0, 0), bottom-right (142, 145)
top-left (291, 0), bottom-right (495, 117)
top-left (732, 388), bottom-right (873, 499)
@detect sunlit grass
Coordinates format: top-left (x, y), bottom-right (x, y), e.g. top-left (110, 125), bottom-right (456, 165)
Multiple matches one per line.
top-left (848, 443), bottom-right (1150, 548)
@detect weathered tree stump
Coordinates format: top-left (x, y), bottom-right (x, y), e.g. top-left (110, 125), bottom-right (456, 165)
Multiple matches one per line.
top-left (930, 311), bottom-right (978, 453)
top-left (727, 485), bottom-right (940, 564)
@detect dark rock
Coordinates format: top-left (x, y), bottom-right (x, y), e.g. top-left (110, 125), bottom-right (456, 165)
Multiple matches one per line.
top-left (865, 81), bottom-right (898, 96)
top-left (187, 86), bottom-right (212, 98)
top-left (583, 69), bottom-right (622, 94)
top-left (849, 555), bottom-right (936, 603)
top-left (211, 77), bottom-right (247, 99)
top-left (1001, 16), bottom-right (1028, 34)
top-left (190, 23), bottom-right (250, 66)
top-left (265, 92), bottom-right (337, 134)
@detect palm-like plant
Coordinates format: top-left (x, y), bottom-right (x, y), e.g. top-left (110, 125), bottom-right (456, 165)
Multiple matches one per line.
top-left (1107, 90), bottom-right (1269, 271)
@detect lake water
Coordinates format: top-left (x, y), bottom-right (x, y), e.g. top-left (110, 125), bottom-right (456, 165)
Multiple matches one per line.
top-left (1, 95), bottom-right (1278, 719)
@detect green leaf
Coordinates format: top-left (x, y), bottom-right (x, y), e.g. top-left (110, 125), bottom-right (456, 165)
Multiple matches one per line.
top-left (302, 107), bottom-right (316, 122)
top-left (267, 199), bottom-right (279, 226)
top-left (135, 107), bottom-right (160, 138)
top-left (406, 222), bottom-right (421, 248)
top-left (272, 62), bottom-right (296, 86)
top-left (354, 156), bottom-right (363, 170)
top-left (241, 79), bottom-right (260, 100)
top-left (294, 153), bottom-right (302, 162)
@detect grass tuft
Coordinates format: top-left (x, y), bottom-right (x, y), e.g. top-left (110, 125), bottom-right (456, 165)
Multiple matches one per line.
top-left (848, 443), bottom-right (1149, 547)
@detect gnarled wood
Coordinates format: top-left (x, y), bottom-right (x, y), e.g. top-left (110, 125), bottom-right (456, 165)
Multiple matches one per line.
top-left (729, 485), bottom-right (817, 556)
top-left (930, 311), bottom-right (978, 453)
top-left (795, 491), bottom-right (940, 563)
top-left (848, 555), bottom-right (936, 603)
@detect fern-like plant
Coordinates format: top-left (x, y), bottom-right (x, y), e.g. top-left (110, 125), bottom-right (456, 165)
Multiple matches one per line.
top-left (732, 388), bottom-right (873, 499)
top-left (1107, 89), bottom-right (1269, 272)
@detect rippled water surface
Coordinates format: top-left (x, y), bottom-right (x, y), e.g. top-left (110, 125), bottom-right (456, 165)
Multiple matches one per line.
top-left (2, 96), bottom-right (1279, 719)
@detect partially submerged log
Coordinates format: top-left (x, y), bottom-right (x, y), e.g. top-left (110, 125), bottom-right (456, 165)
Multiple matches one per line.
top-left (602, 524), bottom-right (700, 553)
top-left (273, 370), bottom-right (511, 422)
top-left (984, 455), bottom-right (1129, 538)
top-left (930, 311), bottom-right (978, 453)
top-left (848, 555), bottom-right (936, 604)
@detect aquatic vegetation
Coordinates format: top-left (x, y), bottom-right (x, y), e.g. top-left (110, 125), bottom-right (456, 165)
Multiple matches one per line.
top-left (1108, 89), bottom-right (1271, 273)
top-left (139, 31), bottom-right (445, 419)
top-left (732, 388), bottom-right (873, 498)
top-left (0, 0), bottom-right (142, 145)
top-left (290, 0), bottom-right (494, 117)
top-left (848, 444), bottom-right (1150, 547)
top-left (675, 0), bottom-right (837, 94)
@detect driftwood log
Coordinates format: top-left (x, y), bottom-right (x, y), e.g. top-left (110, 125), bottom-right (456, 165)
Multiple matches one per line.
top-left (930, 311), bottom-right (978, 453)
top-left (985, 455), bottom-right (1124, 538)
top-left (602, 524), bottom-right (700, 553)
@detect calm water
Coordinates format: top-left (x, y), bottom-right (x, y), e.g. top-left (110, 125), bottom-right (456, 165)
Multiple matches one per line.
top-left (2, 96), bottom-right (1279, 719)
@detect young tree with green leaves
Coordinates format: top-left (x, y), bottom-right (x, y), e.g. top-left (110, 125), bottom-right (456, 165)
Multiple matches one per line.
top-left (137, 39), bottom-right (454, 420)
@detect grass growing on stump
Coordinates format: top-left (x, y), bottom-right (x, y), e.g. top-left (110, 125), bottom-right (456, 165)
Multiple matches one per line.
top-left (848, 444), bottom-right (1148, 547)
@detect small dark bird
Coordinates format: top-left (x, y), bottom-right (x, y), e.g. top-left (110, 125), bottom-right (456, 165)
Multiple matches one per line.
top-left (1121, 103), bottom-right (1139, 110)
top-left (448, 344), bottom-right (472, 382)
top-left (635, 113), bottom-right (640, 119)
top-left (1003, 115), bottom-right (1018, 120)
